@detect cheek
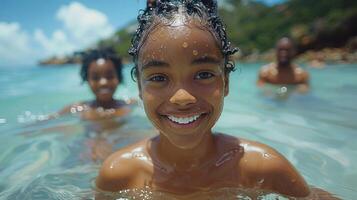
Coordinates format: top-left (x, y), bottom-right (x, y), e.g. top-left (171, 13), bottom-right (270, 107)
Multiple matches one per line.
top-left (88, 81), bottom-right (96, 89)
top-left (195, 79), bottom-right (225, 98)
top-left (113, 79), bottom-right (119, 87)
top-left (142, 89), bottom-right (159, 113)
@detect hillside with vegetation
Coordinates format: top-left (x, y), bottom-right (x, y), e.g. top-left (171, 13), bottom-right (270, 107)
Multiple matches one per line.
top-left (40, 0), bottom-right (357, 65)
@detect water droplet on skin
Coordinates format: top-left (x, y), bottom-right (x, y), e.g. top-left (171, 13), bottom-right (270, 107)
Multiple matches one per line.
top-left (215, 148), bottom-right (241, 166)
top-left (192, 50), bottom-right (198, 56)
top-left (182, 42), bottom-right (188, 48)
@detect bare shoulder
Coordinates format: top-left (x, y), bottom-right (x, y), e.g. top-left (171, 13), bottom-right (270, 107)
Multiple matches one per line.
top-left (238, 138), bottom-right (310, 197)
top-left (293, 64), bottom-right (310, 83)
top-left (259, 63), bottom-right (275, 77)
top-left (96, 139), bottom-right (152, 192)
top-left (257, 63), bottom-right (276, 86)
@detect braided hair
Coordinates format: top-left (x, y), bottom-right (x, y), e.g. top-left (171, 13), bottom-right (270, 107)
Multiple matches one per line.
top-left (80, 48), bottom-right (123, 83)
top-left (129, 0), bottom-right (238, 81)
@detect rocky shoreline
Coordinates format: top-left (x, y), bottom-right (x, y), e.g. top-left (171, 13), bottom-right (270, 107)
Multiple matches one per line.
top-left (38, 47), bottom-right (357, 67)
top-left (236, 48), bottom-right (357, 64)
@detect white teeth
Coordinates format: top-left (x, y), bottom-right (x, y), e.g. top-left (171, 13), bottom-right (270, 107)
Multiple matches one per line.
top-left (167, 114), bottom-right (201, 125)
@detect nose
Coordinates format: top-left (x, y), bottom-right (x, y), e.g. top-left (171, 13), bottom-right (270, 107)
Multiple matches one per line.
top-left (99, 77), bottom-right (108, 85)
top-left (169, 88), bottom-right (197, 106)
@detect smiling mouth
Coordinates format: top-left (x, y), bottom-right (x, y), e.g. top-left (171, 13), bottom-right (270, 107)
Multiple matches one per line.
top-left (166, 114), bottom-right (203, 125)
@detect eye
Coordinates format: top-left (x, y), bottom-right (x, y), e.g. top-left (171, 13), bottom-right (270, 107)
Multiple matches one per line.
top-left (90, 75), bottom-right (100, 81)
top-left (106, 74), bottom-right (115, 80)
top-left (195, 71), bottom-right (214, 80)
top-left (148, 74), bottom-right (167, 82)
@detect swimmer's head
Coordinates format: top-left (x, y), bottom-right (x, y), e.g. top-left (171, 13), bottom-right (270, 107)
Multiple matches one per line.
top-left (275, 37), bottom-right (295, 66)
top-left (80, 48), bottom-right (123, 83)
top-left (129, 0), bottom-right (238, 81)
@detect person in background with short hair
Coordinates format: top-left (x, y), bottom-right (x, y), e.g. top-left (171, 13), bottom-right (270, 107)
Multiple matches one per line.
top-left (257, 37), bottom-right (310, 93)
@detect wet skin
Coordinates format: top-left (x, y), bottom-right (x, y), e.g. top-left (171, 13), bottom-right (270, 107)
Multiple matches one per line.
top-left (58, 59), bottom-right (134, 121)
top-left (257, 38), bottom-right (309, 90)
top-left (96, 21), bottom-right (310, 197)
top-left (87, 59), bottom-right (119, 106)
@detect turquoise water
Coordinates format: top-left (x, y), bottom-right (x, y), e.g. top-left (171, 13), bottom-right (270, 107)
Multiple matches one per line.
top-left (0, 63), bottom-right (356, 199)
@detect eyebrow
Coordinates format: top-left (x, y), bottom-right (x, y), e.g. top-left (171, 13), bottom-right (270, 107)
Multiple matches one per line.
top-left (191, 56), bottom-right (221, 65)
top-left (142, 60), bottom-right (169, 70)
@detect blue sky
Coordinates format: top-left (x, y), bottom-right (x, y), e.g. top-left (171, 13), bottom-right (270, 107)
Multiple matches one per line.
top-left (0, 0), bottom-right (283, 67)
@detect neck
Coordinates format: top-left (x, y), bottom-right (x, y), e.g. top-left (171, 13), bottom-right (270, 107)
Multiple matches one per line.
top-left (155, 132), bottom-right (216, 171)
top-left (277, 61), bottom-right (292, 70)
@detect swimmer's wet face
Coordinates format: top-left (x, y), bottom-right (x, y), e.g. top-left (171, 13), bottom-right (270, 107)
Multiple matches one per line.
top-left (88, 59), bottom-right (119, 103)
top-left (137, 21), bottom-right (228, 148)
top-left (276, 38), bottom-right (294, 66)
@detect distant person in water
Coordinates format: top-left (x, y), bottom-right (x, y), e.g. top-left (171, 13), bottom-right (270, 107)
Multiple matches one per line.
top-left (95, 0), bottom-right (321, 198)
top-left (257, 37), bottom-right (309, 92)
top-left (58, 48), bottom-right (136, 121)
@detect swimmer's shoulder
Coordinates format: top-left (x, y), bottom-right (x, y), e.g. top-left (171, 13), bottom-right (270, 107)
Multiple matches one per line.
top-left (236, 138), bottom-right (310, 197)
top-left (259, 63), bottom-right (275, 77)
top-left (96, 139), bottom-right (152, 192)
top-left (293, 64), bottom-right (309, 84)
top-left (258, 63), bottom-right (277, 82)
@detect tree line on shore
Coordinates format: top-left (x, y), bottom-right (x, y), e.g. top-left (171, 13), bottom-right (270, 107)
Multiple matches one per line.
top-left (40, 0), bottom-right (357, 65)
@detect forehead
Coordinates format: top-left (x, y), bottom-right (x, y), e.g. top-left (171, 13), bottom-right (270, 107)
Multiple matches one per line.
top-left (138, 21), bottom-right (222, 65)
top-left (277, 40), bottom-right (293, 50)
top-left (88, 59), bottom-right (115, 72)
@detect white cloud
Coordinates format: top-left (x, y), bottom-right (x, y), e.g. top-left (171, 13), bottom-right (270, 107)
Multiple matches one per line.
top-left (34, 29), bottom-right (75, 57)
top-left (35, 2), bottom-right (114, 57)
top-left (0, 2), bottom-right (115, 66)
top-left (0, 22), bottom-right (34, 66)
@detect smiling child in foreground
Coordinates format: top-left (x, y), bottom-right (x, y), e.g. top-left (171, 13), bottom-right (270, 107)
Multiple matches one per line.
top-left (96, 0), bottom-right (332, 198)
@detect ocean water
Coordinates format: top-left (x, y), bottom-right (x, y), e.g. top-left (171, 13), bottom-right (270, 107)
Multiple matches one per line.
top-left (0, 63), bottom-right (356, 199)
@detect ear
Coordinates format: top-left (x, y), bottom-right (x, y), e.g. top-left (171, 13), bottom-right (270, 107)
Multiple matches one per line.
top-left (138, 78), bottom-right (143, 100)
top-left (224, 73), bottom-right (229, 97)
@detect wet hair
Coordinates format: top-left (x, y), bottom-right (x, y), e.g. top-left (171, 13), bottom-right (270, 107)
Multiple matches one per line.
top-left (80, 48), bottom-right (123, 83)
top-left (129, 0), bottom-right (238, 81)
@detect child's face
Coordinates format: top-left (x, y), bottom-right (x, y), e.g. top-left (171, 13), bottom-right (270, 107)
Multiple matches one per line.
top-left (137, 20), bottom-right (229, 148)
top-left (88, 59), bottom-right (119, 102)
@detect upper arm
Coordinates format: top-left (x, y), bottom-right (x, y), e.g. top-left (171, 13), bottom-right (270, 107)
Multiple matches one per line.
top-left (240, 142), bottom-right (310, 197)
top-left (257, 66), bottom-right (268, 86)
top-left (261, 150), bottom-right (310, 197)
top-left (296, 71), bottom-right (310, 93)
top-left (96, 154), bottom-right (135, 192)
